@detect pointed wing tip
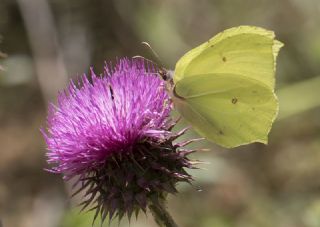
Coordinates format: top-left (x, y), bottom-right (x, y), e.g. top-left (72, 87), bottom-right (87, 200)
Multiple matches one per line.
top-left (259, 138), bottom-right (269, 145)
top-left (274, 39), bottom-right (284, 50)
top-left (276, 40), bottom-right (284, 47)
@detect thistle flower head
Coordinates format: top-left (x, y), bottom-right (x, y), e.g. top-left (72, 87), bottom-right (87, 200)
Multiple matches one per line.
top-left (42, 58), bottom-right (195, 222)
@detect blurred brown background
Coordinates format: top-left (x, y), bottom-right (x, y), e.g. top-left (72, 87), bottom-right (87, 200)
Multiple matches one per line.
top-left (1, 0), bottom-right (320, 226)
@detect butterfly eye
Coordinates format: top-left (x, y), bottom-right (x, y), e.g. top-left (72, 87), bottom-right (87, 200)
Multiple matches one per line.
top-left (158, 69), bottom-right (168, 81)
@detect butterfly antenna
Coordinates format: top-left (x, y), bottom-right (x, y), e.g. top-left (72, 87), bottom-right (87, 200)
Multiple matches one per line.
top-left (132, 55), bottom-right (161, 76)
top-left (132, 55), bottom-right (157, 65)
top-left (135, 42), bottom-right (172, 81)
top-left (141, 42), bottom-right (164, 67)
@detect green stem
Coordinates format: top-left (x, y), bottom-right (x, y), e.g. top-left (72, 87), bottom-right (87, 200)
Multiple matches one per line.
top-left (149, 201), bottom-right (178, 227)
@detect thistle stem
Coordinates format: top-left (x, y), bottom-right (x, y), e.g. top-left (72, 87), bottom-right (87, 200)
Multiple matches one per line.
top-left (149, 201), bottom-right (178, 227)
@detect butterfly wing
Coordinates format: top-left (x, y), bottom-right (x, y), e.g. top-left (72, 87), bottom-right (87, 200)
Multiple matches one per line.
top-left (172, 26), bottom-right (282, 148)
top-left (173, 73), bottom-right (278, 148)
top-left (174, 26), bottom-right (283, 89)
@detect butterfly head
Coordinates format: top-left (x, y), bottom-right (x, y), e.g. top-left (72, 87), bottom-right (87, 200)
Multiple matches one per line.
top-left (158, 68), bottom-right (174, 81)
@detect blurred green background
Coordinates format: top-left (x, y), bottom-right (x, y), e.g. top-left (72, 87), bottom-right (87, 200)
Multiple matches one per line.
top-left (1, 0), bottom-right (320, 226)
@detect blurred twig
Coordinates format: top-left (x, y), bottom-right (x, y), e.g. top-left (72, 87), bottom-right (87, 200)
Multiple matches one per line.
top-left (0, 36), bottom-right (5, 71)
top-left (17, 0), bottom-right (68, 102)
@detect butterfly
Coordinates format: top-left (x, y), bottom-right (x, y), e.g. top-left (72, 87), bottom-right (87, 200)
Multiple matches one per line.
top-left (168, 26), bottom-right (283, 148)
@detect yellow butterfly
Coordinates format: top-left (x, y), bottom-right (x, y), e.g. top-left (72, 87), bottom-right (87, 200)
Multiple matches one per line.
top-left (171, 26), bottom-right (283, 148)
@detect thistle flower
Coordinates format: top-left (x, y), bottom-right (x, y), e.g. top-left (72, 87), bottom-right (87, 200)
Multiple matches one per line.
top-left (42, 58), bottom-right (197, 224)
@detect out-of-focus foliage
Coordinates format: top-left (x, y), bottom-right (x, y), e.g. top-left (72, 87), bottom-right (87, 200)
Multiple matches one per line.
top-left (1, 0), bottom-right (320, 227)
top-left (278, 76), bottom-right (320, 119)
top-left (0, 37), bottom-right (5, 71)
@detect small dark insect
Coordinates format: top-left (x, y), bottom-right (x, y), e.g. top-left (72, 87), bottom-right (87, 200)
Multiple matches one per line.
top-left (222, 56), bottom-right (227, 62)
top-left (231, 97), bottom-right (238, 104)
top-left (109, 85), bottom-right (114, 100)
top-left (219, 130), bottom-right (224, 135)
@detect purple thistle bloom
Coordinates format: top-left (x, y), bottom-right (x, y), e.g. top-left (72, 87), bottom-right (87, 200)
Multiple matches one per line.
top-left (44, 59), bottom-right (171, 178)
top-left (42, 58), bottom-right (196, 222)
